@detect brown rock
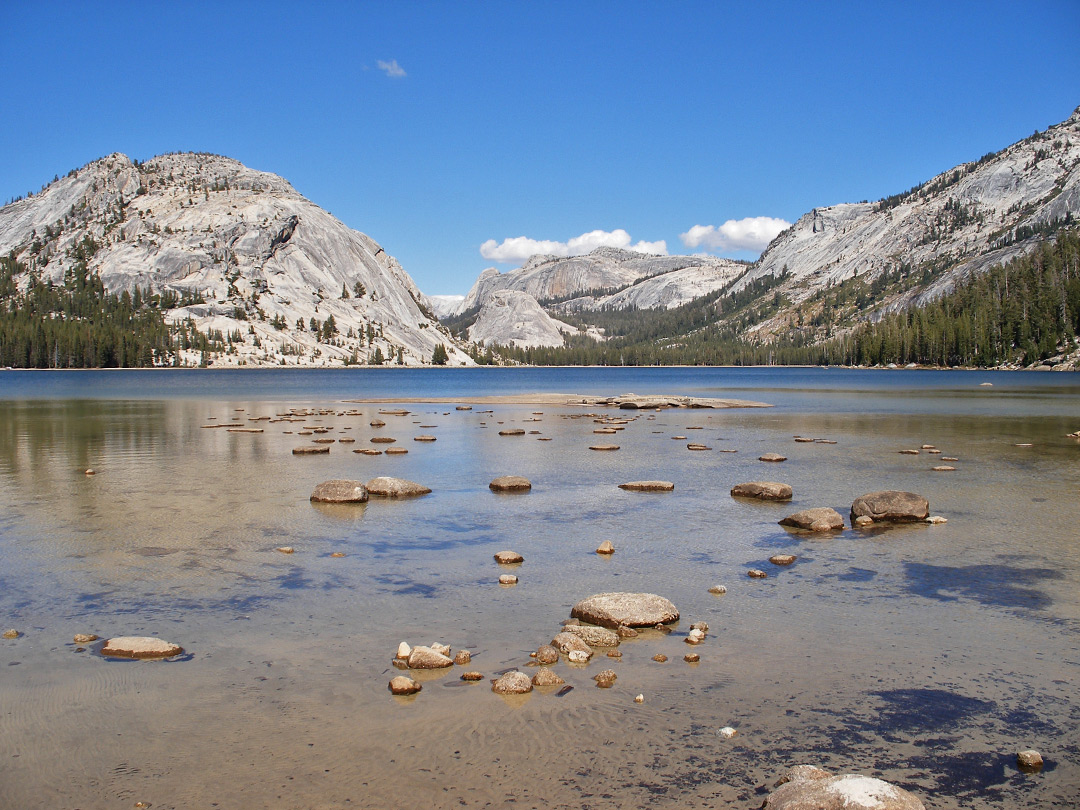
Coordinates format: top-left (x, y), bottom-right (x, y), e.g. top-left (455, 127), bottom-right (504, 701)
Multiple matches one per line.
top-left (100, 636), bottom-right (183, 659)
top-left (850, 491), bottom-right (929, 523)
top-left (3, 629), bottom-right (21, 639)
top-left (731, 481), bottom-right (793, 501)
top-left (370, 436), bottom-right (397, 444)
top-left (498, 428), bottom-right (526, 436)
top-left (498, 574), bottom-right (518, 585)
top-left (593, 669), bottom-right (617, 688)
top-left (73, 633), bottom-right (98, 643)
top-left (652, 654), bottom-right (668, 663)
top-left (460, 671), bottom-right (484, 681)
top-left (931, 465), bottom-right (956, 472)
top-left (370, 419), bottom-right (386, 427)
top-left (780, 507), bottom-right (845, 531)
top-left (570, 592), bottom-right (679, 628)
top-left (494, 550), bottom-right (524, 564)
top-left (292, 445), bottom-right (330, 455)
top-left (589, 444), bottom-right (620, 451)
top-left (618, 481), bottom-right (675, 492)
top-left (535, 644), bottom-right (560, 665)
top-left (365, 477), bottom-right (431, 498)
top-left (759, 453), bottom-right (787, 462)
top-left (748, 569), bottom-right (768, 578)
top-left (1016, 750), bottom-right (1044, 773)
top-left (310, 479), bottom-right (369, 503)
top-left (414, 435), bottom-right (437, 442)
top-left (595, 540), bottom-right (616, 554)
top-left (684, 653), bottom-right (701, 663)
top-left (551, 632), bottom-right (593, 658)
top-left (354, 448), bottom-right (382, 455)
top-left (406, 645), bottom-right (454, 669)
top-left (532, 668), bottom-right (565, 687)
top-left (769, 554), bottom-right (797, 566)
top-left (561, 624), bottom-right (621, 647)
top-left (489, 475), bottom-right (532, 492)
top-left (454, 650), bottom-right (472, 665)
top-left (388, 676), bottom-right (421, 695)
top-left (686, 442), bottom-right (710, 450)
top-left (491, 671), bottom-right (533, 694)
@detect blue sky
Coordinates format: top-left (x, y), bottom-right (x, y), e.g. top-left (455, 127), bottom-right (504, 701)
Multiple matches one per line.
top-left (3, 2), bottom-right (1079, 295)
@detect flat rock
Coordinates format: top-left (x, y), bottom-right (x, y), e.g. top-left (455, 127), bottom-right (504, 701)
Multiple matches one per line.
top-left (561, 624), bottom-right (621, 647)
top-left (570, 592), bottom-right (679, 629)
top-left (73, 633), bottom-right (99, 643)
top-left (589, 444), bottom-right (620, 451)
top-left (498, 428), bottom-right (526, 436)
top-left (498, 574), bottom-right (518, 585)
top-left (292, 445), bottom-right (330, 455)
top-left (491, 670), bottom-right (533, 694)
top-left (731, 481), bottom-right (793, 501)
top-left (490, 475), bottom-right (532, 492)
top-left (779, 507), bottom-right (845, 531)
top-left (310, 479), bottom-right (369, 503)
top-left (370, 436), bottom-right (397, 443)
top-left (618, 481), bottom-right (674, 491)
top-left (759, 453), bottom-right (787, 462)
top-left (769, 554), bottom-right (797, 566)
top-left (460, 671), bottom-right (484, 681)
top-left (748, 569), bottom-right (768, 578)
top-left (763, 771), bottom-right (926, 810)
top-left (494, 550), bottom-right (524, 564)
top-left (850, 491), bottom-right (929, 523)
top-left (101, 636), bottom-right (183, 659)
top-left (365, 477), bottom-right (431, 498)
top-left (686, 442), bottom-right (710, 450)
top-left (413, 435), bottom-right (437, 442)
top-left (931, 465), bottom-right (956, 472)
top-left (407, 646), bottom-right (453, 669)
top-left (388, 676), bottom-right (421, 695)
top-left (385, 447), bottom-right (408, 455)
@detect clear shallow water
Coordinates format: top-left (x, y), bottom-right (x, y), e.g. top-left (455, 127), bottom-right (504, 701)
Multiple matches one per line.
top-left (0, 368), bottom-right (1078, 809)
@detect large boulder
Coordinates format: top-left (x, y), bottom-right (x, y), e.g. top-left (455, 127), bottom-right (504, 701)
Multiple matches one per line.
top-left (731, 482), bottom-right (793, 501)
top-left (365, 477), bottom-right (432, 498)
top-left (763, 768), bottom-right (925, 810)
top-left (570, 592), bottom-right (679, 629)
top-left (310, 480), bottom-right (369, 503)
top-left (779, 507), bottom-right (845, 531)
top-left (850, 491), bottom-right (929, 523)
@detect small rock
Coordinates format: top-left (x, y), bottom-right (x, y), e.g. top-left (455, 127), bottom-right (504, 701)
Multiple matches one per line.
top-left (1016, 750), bottom-right (1043, 772)
top-left (562, 624), bottom-right (621, 647)
top-left (690, 621), bottom-right (709, 632)
top-left (567, 650), bottom-right (591, 664)
top-left (492, 670), bottom-right (533, 694)
top-left (292, 445), bottom-right (330, 455)
top-left (430, 642), bottom-right (451, 656)
top-left (921, 444), bottom-right (935, 449)
top-left (455, 405), bottom-right (472, 411)
top-left (454, 650), bottom-right (472, 665)
top-left (395, 641), bottom-right (411, 659)
top-left (686, 629), bottom-right (705, 645)
top-left (748, 569), bottom-right (768, 578)
top-left (684, 653), bottom-right (700, 663)
top-left (596, 540), bottom-right (615, 555)
top-left (498, 574), bottom-right (518, 585)
top-left (330, 551), bottom-right (346, 558)
top-left (652, 654), bottom-right (668, 663)
top-left (589, 444), bottom-right (620, 451)
top-left (532, 668), bottom-right (565, 687)
top-left (460, 671), bottom-right (484, 681)
top-left (101, 636), bottom-right (183, 658)
top-left (616, 625), bottom-right (639, 638)
top-left (607, 650), bottom-right (622, 658)
top-left (731, 482), bottom-right (793, 501)
top-left (276, 546), bottom-right (294, 554)
top-left (634, 694), bottom-right (644, 703)
top-left (406, 646), bottom-right (453, 669)
top-left (391, 658), bottom-right (409, 670)
top-left (931, 465), bottom-right (956, 472)
top-left (759, 453), bottom-right (787, 462)
top-left (84, 469), bottom-right (96, 475)
top-left (593, 669), bottom-right (617, 688)
top-left (551, 632), bottom-right (593, 657)
top-left (494, 550), bottom-right (524, 564)
top-left (779, 507), bottom-right (844, 532)
top-left (769, 554), bottom-right (796, 566)
top-left (854, 515), bottom-right (875, 527)
top-left (73, 633), bottom-right (98, 643)
top-left (388, 676), bottom-right (421, 695)
top-left (414, 435), bottom-right (437, 442)
top-left (498, 428), bottom-right (526, 436)
top-left (3, 629), bottom-right (21, 639)
top-left (686, 442), bottom-right (711, 450)
top-left (369, 419), bottom-right (386, 427)
top-left (535, 644), bottom-right (560, 665)
top-left (925, 515), bottom-right (948, 524)
top-left (899, 449), bottom-right (920, 455)
top-left (942, 456), bottom-right (958, 461)
top-left (708, 585), bottom-right (728, 595)
top-left (489, 475), bottom-right (532, 492)
top-left (717, 726), bottom-right (737, 739)
top-left (385, 447), bottom-right (408, 455)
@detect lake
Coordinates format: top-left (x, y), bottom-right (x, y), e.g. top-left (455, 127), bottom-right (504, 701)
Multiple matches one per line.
top-left (0, 367), bottom-right (1077, 809)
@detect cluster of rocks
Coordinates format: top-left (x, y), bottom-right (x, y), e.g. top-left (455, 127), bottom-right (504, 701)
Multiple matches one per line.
top-left (730, 484), bottom-right (944, 531)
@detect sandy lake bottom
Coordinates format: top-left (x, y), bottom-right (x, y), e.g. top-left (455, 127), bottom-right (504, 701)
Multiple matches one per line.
top-left (0, 378), bottom-right (1078, 809)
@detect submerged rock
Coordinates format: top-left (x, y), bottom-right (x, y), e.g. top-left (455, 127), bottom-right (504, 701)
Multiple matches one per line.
top-left (618, 481), bottom-right (675, 491)
top-left (561, 624), bottom-right (621, 647)
top-left (850, 491), bottom-right (929, 523)
top-left (731, 482), bottom-right (793, 501)
top-left (570, 592), bottom-right (679, 628)
top-left (310, 479), bottom-right (369, 503)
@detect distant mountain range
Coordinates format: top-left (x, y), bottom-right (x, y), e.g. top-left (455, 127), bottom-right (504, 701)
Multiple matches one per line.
top-left (0, 152), bottom-right (469, 366)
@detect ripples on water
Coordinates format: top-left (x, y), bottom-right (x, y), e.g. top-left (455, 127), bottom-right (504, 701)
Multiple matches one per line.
top-left (0, 368), bottom-right (1077, 809)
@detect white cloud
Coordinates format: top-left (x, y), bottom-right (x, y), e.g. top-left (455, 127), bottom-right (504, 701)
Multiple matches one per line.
top-left (480, 229), bottom-right (668, 264)
top-left (679, 216), bottom-right (790, 254)
top-left (377, 59), bottom-right (407, 78)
